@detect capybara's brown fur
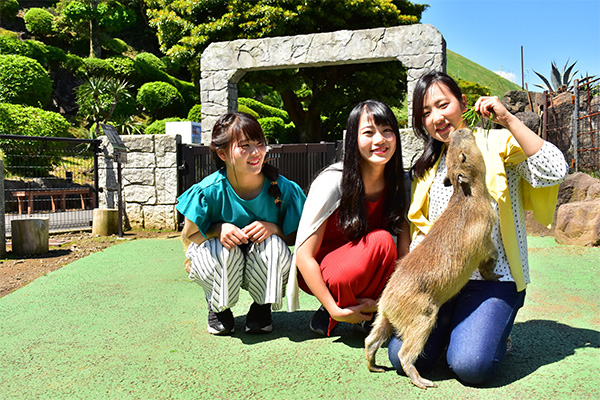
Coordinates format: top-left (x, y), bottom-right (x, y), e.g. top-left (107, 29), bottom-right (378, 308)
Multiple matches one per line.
top-left (365, 128), bottom-right (500, 389)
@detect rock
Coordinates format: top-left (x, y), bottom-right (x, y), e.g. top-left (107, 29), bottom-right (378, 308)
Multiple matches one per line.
top-left (515, 111), bottom-right (540, 134)
top-left (502, 91), bottom-right (530, 113)
top-left (586, 183), bottom-right (600, 200)
top-left (554, 199), bottom-right (600, 246)
top-left (557, 172), bottom-right (600, 206)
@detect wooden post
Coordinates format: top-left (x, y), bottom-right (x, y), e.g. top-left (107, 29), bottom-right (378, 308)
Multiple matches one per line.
top-left (92, 208), bottom-right (119, 236)
top-left (11, 218), bottom-right (49, 256)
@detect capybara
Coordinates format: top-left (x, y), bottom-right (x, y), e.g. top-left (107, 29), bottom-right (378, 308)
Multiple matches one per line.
top-left (365, 128), bottom-right (500, 389)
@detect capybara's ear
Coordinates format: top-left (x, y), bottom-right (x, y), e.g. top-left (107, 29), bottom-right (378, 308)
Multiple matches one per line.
top-left (443, 176), bottom-right (452, 187)
top-left (458, 174), bottom-right (472, 196)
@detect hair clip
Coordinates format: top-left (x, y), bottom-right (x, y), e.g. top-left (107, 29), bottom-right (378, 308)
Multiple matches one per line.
top-left (271, 181), bottom-right (278, 185)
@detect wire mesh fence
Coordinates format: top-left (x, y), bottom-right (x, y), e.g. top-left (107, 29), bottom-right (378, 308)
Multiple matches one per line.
top-left (544, 76), bottom-right (600, 173)
top-left (1, 135), bottom-right (100, 236)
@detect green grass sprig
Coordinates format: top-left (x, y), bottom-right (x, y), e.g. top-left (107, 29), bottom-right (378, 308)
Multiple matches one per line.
top-left (461, 107), bottom-right (494, 145)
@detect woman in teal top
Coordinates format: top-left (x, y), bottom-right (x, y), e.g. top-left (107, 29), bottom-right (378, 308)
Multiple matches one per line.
top-left (177, 112), bottom-right (306, 336)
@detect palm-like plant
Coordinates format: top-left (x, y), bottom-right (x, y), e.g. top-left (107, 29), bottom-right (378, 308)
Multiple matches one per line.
top-left (533, 59), bottom-right (579, 93)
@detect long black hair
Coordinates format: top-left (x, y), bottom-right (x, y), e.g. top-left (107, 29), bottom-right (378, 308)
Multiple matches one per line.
top-left (338, 100), bottom-right (406, 240)
top-left (210, 112), bottom-right (282, 215)
top-left (411, 71), bottom-right (465, 178)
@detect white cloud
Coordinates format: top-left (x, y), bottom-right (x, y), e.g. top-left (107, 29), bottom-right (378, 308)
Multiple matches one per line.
top-left (494, 70), bottom-right (517, 83)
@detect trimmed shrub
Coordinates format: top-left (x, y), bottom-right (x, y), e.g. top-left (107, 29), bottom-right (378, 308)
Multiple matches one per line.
top-left (238, 104), bottom-right (259, 119)
top-left (102, 37), bottom-right (128, 55)
top-left (187, 104), bottom-right (202, 122)
top-left (106, 55), bottom-right (136, 80)
top-left (258, 117), bottom-right (292, 144)
top-left (62, 53), bottom-right (85, 73)
top-left (137, 81), bottom-right (184, 120)
top-left (0, 102), bottom-right (71, 176)
top-left (0, 0), bottom-right (19, 21)
top-left (24, 8), bottom-right (55, 37)
top-left (135, 52), bottom-right (166, 72)
top-left (145, 117), bottom-right (184, 136)
top-left (239, 97), bottom-right (290, 122)
top-left (0, 54), bottom-right (52, 107)
top-left (79, 57), bottom-right (115, 78)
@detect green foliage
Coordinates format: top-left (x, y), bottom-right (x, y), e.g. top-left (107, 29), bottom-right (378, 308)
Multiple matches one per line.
top-left (0, 0), bottom-right (19, 20)
top-left (258, 116), bottom-right (292, 144)
top-left (0, 33), bottom-right (66, 67)
top-left (238, 104), bottom-right (259, 120)
top-left (135, 52), bottom-right (166, 72)
top-left (62, 53), bottom-right (85, 72)
top-left (106, 55), bottom-right (136, 80)
top-left (144, 117), bottom-right (184, 135)
top-left (456, 78), bottom-right (491, 107)
top-left (0, 102), bottom-right (71, 176)
top-left (102, 37), bottom-right (128, 55)
top-left (0, 54), bottom-right (52, 107)
top-left (24, 8), bottom-right (55, 37)
top-left (239, 97), bottom-right (289, 122)
top-left (76, 75), bottom-right (134, 137)
top-left (136, 81), bottom-right (184, 120)
top-left (187, 104), bottom-right (202, 122)
top-left (534, 59), bottom-right (579, 93)
top-left (80, 56), bottom-right (116, 77)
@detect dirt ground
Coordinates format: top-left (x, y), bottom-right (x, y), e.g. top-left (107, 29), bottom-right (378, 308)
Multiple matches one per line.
top-left (0, 230), bottom-right (180, 298)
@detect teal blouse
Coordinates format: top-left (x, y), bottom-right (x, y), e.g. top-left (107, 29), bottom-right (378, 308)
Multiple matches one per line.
top-left (176, 169), bottom-right (306, 238)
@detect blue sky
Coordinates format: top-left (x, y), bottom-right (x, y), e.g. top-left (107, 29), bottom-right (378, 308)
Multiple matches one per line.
top-left (419, 0), bottom-right (600, 90)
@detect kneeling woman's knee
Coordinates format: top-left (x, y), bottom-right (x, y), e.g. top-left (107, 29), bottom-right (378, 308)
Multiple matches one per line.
top-left (366, 229), bottom-right (397, 253)
top-left (447, 351), bottom-right (500, 385)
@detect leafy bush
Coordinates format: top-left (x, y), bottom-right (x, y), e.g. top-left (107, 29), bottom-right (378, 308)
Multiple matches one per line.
top-left (239, 97), bottom-right (290, 122)
top-left (187, 104), bottom-right (202, 122)
top-left (102, 37), bottom-right (128, 55)
top-left (0, 33), bottom-right (65, 67)
top-left (456, 78), bottom-right (490, 107)
top-left (62, 53), bottom-right (85, 73)
top-left (24, 8), bottom-right (55, 37)
top-left (79, 57), bottom-right (116, 78)
top-left (238, 104), bottom-right (259, 119)
top-left (135, 52), bottom-right (166, 72)
top-left (137, 81), bottom-right (184, 120)
top-left (0, 54), bottom-right (52, 107)
top-left (145, 117), bottom-right (184, 135)
top-left (106, 55), bottom-right (136, 80)
top-left (0, 0), bottom-right (19, 21)
top-left (258, 117), bottom-right (293, 144)
top-left (0, 102), bottom-right (71, 176)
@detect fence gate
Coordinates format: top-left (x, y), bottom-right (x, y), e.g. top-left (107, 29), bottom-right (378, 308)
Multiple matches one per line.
top-left (1, 135), bottom-right (101, 235)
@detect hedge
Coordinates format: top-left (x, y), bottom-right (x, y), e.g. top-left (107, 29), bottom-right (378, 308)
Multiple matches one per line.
top-left (145, 117), bottom-right (184, 136)
top-left (137, 81), bottom-right (184, 120)
top-left (239, 97), bottom-right (290, 122)
top-left (24, 8), bottom-right (55, 37)
top-left (0, 54), bottom-right (53, 107)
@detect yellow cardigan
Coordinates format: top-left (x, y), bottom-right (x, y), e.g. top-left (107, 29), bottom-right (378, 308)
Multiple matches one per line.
top-left (408, 129), bottom-right (560, 291)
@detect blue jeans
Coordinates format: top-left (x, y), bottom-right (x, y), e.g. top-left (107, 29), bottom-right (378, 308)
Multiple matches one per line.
top-left (388, 280), bottom-right (526, 385)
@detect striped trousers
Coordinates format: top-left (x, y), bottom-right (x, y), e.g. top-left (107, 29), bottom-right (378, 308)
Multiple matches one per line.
top-left (186, 235), bottom-right (292, 312)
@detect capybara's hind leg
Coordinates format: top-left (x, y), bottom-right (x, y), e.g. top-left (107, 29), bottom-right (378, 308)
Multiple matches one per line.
top-left (365, 314), bottom-right (393, 372)
top-left (396, 314), bottom-right (438, 389)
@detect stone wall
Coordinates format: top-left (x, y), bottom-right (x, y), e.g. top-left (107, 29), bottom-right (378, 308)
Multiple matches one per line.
top-left (200, 24), bottom-right (446, 144)
top-left (98, 134), bottom-right (179, 231)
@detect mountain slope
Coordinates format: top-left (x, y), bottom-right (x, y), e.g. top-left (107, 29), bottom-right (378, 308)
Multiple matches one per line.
top-left (447, 49), bottom-right (523, 97)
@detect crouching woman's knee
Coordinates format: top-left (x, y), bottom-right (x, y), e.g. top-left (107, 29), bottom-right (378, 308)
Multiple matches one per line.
top-left (447, 349), bottom-right (502, 385)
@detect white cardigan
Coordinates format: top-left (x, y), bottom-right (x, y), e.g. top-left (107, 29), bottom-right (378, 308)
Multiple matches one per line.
top-left (286, 163), bottom-right (344, 311)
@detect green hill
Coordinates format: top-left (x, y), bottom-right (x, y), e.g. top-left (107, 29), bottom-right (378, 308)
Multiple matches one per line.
top-left (447, 49), bottom-right (522, 97)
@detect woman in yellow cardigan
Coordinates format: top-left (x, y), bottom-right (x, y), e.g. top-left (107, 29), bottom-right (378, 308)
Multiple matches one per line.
top-left (388, 71), bottom-right (568, 385)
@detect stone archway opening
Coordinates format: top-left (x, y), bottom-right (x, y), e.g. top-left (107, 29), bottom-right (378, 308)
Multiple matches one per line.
top-left (200, 24), bottom-right (446, 144)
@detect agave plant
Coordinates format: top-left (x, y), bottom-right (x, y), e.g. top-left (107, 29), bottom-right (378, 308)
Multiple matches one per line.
top-left (533, 59), bottom-right (579, 93)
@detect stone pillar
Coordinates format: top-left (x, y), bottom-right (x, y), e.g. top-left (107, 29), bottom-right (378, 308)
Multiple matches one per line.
top-left (11, 218), bottom-right (49, 256)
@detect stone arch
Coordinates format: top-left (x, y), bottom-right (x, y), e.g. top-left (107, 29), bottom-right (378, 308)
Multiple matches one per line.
top-left (200, 24), bottom-right (446, 144)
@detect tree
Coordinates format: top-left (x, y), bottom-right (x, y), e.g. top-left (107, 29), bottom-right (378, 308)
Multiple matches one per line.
top-left (145, 0), bottom-right (426, 141)
top-left (534, 59), bottom-right (579, 93)
top-left (55, 0), bottom-right (136, 58)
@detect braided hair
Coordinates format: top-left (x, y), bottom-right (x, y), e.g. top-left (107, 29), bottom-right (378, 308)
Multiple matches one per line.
top-left (210, 112), bottom-right (283, 222)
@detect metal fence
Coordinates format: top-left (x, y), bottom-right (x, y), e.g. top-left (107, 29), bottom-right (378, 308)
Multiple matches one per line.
top-left (178, 141), bottom-right (342, 196)
top-left (1, 135), bottom-right (101, 236)
top-left (543, 76), bottom-right (600, 172)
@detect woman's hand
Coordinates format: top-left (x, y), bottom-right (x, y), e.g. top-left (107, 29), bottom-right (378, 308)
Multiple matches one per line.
top-left (242, 221), bottom-right (280, 243)
top-left (219, 223), bottom-right (249, 249)
top-left (474, 96), bottom-right (515, 128)
top-left (329, 301), bottom-right (376, 324)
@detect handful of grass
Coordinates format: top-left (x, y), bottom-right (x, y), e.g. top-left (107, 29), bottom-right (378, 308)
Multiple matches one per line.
top-left (461, 107), bottom-right (494, 143)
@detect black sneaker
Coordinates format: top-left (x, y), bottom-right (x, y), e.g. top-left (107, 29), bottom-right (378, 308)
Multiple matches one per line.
top-left (245, 303), bottom-right (273, 334)
top-left (309, 306), bottom-right (330, 336)
top-left (207, 305), bottom-right (235, 335)
top-left (354, 312), bottom-right (376, 334)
